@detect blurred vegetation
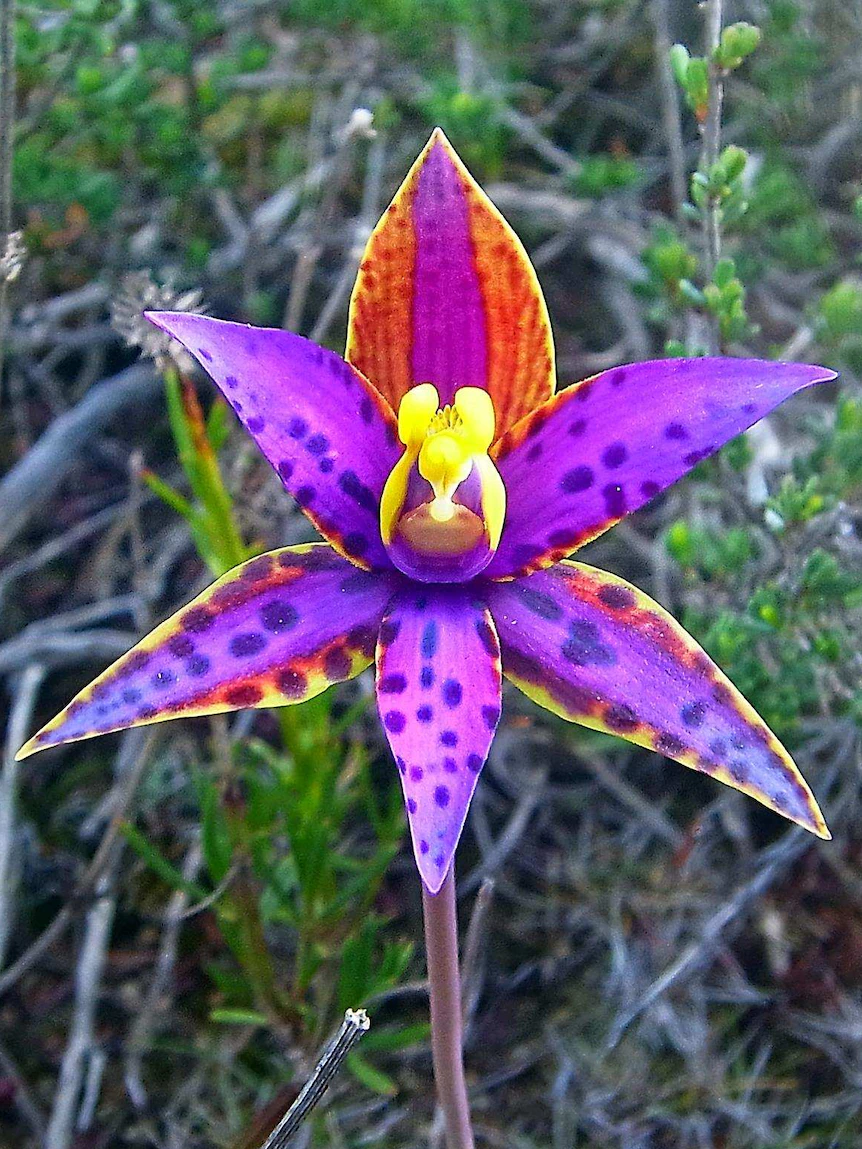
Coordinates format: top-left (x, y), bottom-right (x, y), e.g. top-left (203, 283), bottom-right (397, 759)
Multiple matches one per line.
top-left (3, 1), bottom-right (862, 1147)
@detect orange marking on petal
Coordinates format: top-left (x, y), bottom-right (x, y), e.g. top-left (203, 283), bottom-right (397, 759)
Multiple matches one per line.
top-left (346, 175), bottom-right (417, 413)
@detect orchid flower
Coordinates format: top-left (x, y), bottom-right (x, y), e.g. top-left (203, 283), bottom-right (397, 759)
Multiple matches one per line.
top-left (19, 130), bottom-right (832, 881)
top-left (18, 129), bottom-right (835, 1147)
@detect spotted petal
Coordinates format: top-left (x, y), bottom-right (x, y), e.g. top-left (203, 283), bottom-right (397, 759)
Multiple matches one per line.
top-left (346, 128), bottom-right (554, 434)
top-left (486, 358), bottom-right (837, 578)
top-left (146, 312), bottom-right (401, 571)
top-left (18, 545), bottom-right (396, 759)
top-left (484, 562), bottom-right (828, 838)
top-left (376, 584), bottom-right (502, 893)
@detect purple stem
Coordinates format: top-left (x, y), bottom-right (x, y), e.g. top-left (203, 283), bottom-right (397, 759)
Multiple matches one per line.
top-left (422, 865), bottom-right (475, 1149)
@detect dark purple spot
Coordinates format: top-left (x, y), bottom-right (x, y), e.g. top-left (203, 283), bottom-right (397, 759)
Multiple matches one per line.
top-left (575, 381), bottom-right (594, 402)
top-left (410, 765), bottom-right (424, 782)
top-left (151, 668), bottom-right (175, 689)
top-left (295, 485), bottom-right (315, 508)
top-left (597, 584), bottom-right (635, 611)
top-left (434, 785), bottom-right (450, 808)
top-left (380, 673), bottom-right (407, 694)
top-left (681, 701), bottom-right (707, 728)
top-left (434, 853), bottom-right (446, 869)
top-left (421, 621), bottom-right (438, 659)
top-left (230, 633), bottom-right (267, 658)
top-left (247, 416), bottom-right (265, 434)
top-left (167, 634), bottom-right (195, 658)
top-left (417, 705), bottom-right (433, 723)
top-left (607, 367), bottom-right (627, 387)
top-left (277, 668), bottom-right (307, 698)
top-left (709, 738), bottom-right (727, 759)
top-left (482, 705), bottom-right (500, 731)
top-left (232, 400), bottom-right (243, 414)
top-left (186, 654), bottom-right (210, 677)
top-left (656, 732), bottom-right (686, 756)
top-left (396, 756), bottom-right (406, 775)
top-left (343, 532), bottom-right (369, 556)
top-left (640, 480), bottom-right (661, 499)
top-left (548, 529), bottom-right (579, 551)
top-left (475, 619), bottom-right (498, 657)
top-left (602, 483), bottom-right (626, 517)
top-left (441, 732), bottom-right (459, 749)
top-left (561, 465), bottom-right (594, 493)
top-left (467, 753), bottom-right (482, 773)
top-left (347, 625), bottom-right (376, 658)
top-left (408, 798), bottom-right (418, 814)
top-left (420, 665), bottom-right (435, 689)
top-left (241, 556), bottom-right (273, 583)
top-left (182, 607), bottom-right (215, 633)
top-left (122, 688), bottom-right (142, 705)
top-left (360, 396), bottom-right (374, 423)
top-left (288, 417), bottom-right (308, 439)
top-left (123, 649), bottom-right (152, 672)
top-left (306, 433), bottom-right (329, 455)
top-left (324, 647), bottom-right (352, 681)
top-left (198, 347), bottom-right (212, 362)
top-left (277, 459), bottom-right (294, 482)
top-left (339, 470), bottom-right (378, 513)
top-left (260, 599), bottom-right (299, 633)
top-left (515, 584), bottom-right (563, 621)
top-left (138, 705), bottom-right (157, 720)
top-left (711, 683), bottom-right (731, 707)
top-left (602, 442), bottom-right (628, 469)
top-left (730, 761), bottom-right (747, 784)
top-left (224, 375), bottom-right (238, 389)
top-left (664, 422), bottom-right (688, 441)
top-left (568, 418), bottom-right (587, 437)
top-left (385, 710), bottom-right (406, 734)
top-left (526, 442), bottom-right (543, 463)
top-left (684, 449), bottom-right (710, 467)
top-left (605, 703), bottom-right (639, 732)
top-left (225, 683), bottom-right (263, 707)
top-left (442, 680), bottom-right (463, 708)
top-left (319, 457), bottom-right (334, 473)
top-left (419, 838), bottom-right (429, 853)
top-left (379, 619), bottom-right (401, 647)
top-left (743, 402), bottom-right (757, 415)
top-left (561, 620), bottom-right (617, 668)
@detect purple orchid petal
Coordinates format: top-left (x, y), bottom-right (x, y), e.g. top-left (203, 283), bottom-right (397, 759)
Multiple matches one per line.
top-left (18, 546), bottom-right (396, 759)
top-left (376, 584), bottom-right (502, 893)
top-left (484, 562), bottom-right (828, 838)
top-left (486, 358), bottom-right (836, 578)
top-left (146, 312), bottom-right (401, 571)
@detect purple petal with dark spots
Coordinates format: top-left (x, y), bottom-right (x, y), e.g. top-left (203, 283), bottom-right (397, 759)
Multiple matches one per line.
top-left (145, 313), bottom-right (401, 571)
top-left (376, 584), bottom-right (502, 892)
top-left (484, 561), bottom-right (828, 838)
top-left (487, 358), bottom-right (836, 578)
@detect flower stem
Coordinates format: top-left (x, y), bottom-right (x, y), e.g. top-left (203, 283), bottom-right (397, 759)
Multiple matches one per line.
top-left (422, 866), bottom-right (475, 1149)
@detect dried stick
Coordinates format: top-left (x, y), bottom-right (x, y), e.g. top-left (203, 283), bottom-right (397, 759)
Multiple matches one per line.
top-left (0, 0), bottom-right (16, 393)
top-left (0, 728), bottom-right (156, 997)
top-left (0, 663), bottom-right (45, 967)
top-left (259, 1009), bottom-right (370, 1149)
top-left (651, 0), bottom-right (687, 221)
top-left (700, 0), bottom-right (724, 344)
top-left (125, 840), bottom-right (203, 1109)
top-left (422, 868), bottom-right (475, 1149)
top-left (45, 859), bottom-right (120, 1149)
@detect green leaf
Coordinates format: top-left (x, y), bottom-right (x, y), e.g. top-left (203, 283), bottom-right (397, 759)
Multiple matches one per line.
top-left (120, 823), bottom-right (209, 900)
top-left (346, 1052), bottom-right (397, 1096)
top-left (210, 1007), bottom-right (269, 1026)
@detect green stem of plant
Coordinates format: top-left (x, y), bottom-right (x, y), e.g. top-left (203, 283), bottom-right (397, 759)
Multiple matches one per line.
top-left (422, 866), bottom-right (474, 1149)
